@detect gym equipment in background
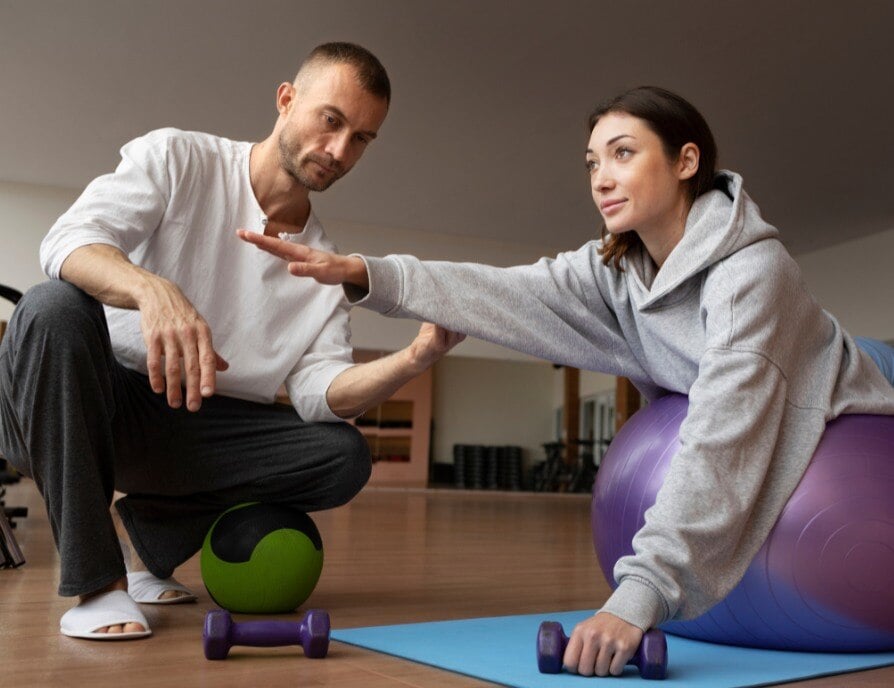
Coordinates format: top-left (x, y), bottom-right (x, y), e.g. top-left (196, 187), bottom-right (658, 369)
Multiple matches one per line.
top-left (0, 283), bottom-right (27, 569)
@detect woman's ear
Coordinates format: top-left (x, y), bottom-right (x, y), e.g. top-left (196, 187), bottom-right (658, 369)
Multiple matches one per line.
top-left (677, 143), bottom-right (700, 181)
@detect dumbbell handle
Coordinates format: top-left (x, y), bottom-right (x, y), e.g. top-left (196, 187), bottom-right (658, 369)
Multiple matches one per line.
top-left (229, 620), bottom-right (305, 647)
top-left (537, 621), bottom-right (668, 680)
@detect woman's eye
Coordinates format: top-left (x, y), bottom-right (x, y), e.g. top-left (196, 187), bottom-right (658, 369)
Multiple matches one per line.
top-left (616, 147), bottom-right (632, 159)
top-left (585, 159), bottom-right (598, 173)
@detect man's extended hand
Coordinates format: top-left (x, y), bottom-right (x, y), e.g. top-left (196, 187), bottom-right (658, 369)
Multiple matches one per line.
top-left (236, 229), bottom-right (369, 289)
top-left (137, 276), bottom-right (229, 411)
top-left (563, 611), bottom-right (644, 677)
top-left (238, 229), bottom-right (466, 417)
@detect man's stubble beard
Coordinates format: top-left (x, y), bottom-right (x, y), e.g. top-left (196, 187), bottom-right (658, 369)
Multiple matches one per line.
top-left (278, 130), bottom-right (345, 193)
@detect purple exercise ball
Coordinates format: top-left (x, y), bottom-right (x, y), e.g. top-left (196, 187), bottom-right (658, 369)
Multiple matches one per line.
top-left (592, 393), bottom-right (894, 651)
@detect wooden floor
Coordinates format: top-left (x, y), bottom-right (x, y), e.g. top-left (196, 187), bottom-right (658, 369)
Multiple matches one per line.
top-left (1, 478), bottom-right (892, 687)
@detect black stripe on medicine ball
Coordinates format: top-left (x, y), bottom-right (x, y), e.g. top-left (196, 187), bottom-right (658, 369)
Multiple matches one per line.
top-left (209, 503), bottom-right (323, 563)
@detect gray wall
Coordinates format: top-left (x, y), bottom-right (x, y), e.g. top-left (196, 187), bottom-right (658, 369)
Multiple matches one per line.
top-left (0, 182), bottom-right (79, 320)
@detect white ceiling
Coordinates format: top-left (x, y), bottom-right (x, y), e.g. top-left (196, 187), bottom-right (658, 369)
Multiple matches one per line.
top-left (2, 0), bottom-right (893, 256)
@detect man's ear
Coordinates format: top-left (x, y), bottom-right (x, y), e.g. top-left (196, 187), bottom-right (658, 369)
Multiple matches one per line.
top-left (276, 82), bottom-right (296, 116)
top-left (678, 143), bottom-right (700, 181)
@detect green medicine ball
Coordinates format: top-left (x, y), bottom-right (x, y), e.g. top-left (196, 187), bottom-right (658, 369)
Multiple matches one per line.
top-left (201, 502), bottom-right (324, 614)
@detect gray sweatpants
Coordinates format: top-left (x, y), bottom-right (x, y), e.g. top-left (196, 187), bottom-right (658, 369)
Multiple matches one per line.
top-left (0, 281), bottom-right (371, 597)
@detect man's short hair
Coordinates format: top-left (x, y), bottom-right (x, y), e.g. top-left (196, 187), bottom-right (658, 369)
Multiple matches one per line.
top-left (300, 42), bottom-right (391, 105)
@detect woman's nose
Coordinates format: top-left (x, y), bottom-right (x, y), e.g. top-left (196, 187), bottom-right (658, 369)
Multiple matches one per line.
top-left (593, 167), bottom-right (614, 192)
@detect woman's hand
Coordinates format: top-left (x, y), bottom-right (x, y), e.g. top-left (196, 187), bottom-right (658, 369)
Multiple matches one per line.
top-left (236, 230), bottom-right (369, 289)
top-left (562, 612), bottom-right (644, 677)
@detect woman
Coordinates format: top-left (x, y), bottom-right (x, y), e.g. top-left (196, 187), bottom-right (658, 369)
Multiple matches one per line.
top-left (239, 86), bottom-right (894, 676)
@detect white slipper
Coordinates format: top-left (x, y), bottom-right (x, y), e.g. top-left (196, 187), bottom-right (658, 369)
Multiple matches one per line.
top-left (60, 589), bottom-right (152, 640)
top-left (127, 571), bottom-right (198, 605)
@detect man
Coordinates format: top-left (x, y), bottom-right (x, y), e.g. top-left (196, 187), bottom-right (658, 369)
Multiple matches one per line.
top-left (0, 42), bottom-right (462, 640)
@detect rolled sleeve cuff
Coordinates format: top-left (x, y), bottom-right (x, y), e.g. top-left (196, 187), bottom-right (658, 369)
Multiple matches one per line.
top-left (287, 360), bottom-right (355, 423)
top-left (42, 235), bottom-right (125, 280)
top-left (599, 577), bottom-right (669, 631)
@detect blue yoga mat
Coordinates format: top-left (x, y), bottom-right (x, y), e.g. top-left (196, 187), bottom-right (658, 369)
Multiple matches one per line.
top-left (332, 610), bottom-right (894, 687)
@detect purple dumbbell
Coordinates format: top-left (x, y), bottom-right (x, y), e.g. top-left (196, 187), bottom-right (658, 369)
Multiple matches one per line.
top-left (203, 608), bottom-right (330, 660)
top-left (537, 620), bottom-right (668, 680)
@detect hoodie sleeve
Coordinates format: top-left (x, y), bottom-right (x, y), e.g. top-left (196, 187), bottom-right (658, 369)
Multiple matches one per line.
top-left (346, 244), bottom-right (632, 373)
top-left (600, 241), bottom-right (830, 630)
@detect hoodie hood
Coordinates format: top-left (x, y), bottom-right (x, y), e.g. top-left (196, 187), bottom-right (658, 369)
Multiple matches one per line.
top-left (625, 171), bottom-right (780, 310)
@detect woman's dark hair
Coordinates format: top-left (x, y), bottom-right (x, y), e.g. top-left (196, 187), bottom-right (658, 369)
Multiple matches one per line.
top-left (588, 86), bottom-right (718, 269)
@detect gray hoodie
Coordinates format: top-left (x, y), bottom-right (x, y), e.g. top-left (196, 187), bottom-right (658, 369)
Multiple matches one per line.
top-left (348, 171), bottom-right (894, 629)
